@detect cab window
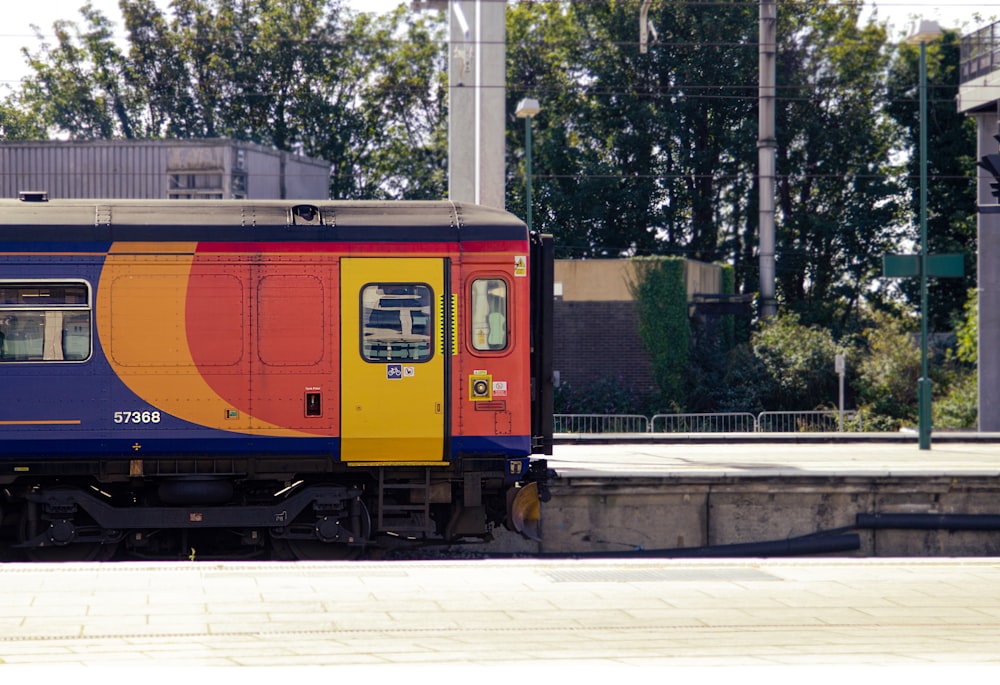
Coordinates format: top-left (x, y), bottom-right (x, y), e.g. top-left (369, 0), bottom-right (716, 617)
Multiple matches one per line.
top-left (471, 278), bottom-right (508, 351)
top-left (360, 283), bottom-right (432, 362)
top-left (0, 281), bottom-right (91, 362)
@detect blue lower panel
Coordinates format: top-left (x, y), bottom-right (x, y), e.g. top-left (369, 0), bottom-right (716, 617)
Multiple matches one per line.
top-left (0, 434), bottom-right (532, 461)
top-left (0, 435), bottom-right (341, 460)
top-left (452, 435), bottom-right (532, 458)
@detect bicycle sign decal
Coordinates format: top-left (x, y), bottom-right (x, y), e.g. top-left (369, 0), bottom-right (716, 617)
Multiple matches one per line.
top-left (386, 365), bottom-right (415, 380)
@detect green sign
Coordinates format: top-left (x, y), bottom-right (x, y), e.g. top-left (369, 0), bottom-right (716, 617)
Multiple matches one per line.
top-left (883, 253), bottom-right (964, 278)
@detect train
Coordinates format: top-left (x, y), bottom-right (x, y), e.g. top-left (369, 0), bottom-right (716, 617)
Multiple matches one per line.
top-left (0, 193), bottom-right (554, 560)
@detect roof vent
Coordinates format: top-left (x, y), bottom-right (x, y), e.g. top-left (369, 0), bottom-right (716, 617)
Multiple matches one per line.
top-left (18, 191), bottom-right (49, 203)
top-left (290, 204), bottom-right (323, 226)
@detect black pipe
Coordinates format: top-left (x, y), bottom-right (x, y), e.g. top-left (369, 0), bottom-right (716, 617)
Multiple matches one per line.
top-left (565, 534), bottom-right (860, 559)
top-left (503, 531), bottom-right (861, 560)
top-left (857, 513), bottom-right (1000, 531)
top-left (644, 533), bottom-right (861, 558)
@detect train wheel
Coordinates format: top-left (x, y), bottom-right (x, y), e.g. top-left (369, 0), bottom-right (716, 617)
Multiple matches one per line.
top-left (16, 515), bottom-right (119, 562)
top-left (275, 499), bottom-right (373, 561)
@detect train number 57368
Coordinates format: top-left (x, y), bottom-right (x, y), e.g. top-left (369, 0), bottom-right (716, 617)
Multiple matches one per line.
top-left (113, 411), bottom-right (162, 424)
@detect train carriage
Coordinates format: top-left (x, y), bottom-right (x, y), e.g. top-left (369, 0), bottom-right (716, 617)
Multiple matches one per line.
top-left (0, 195), bottom-right (554, 560)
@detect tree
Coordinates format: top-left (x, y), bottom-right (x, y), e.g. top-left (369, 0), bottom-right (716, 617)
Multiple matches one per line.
top-left (506, 1), bottom-right (759, 262)
top-left (506, 0), bottom-right (906, 337)
top-left (18, 3), bottom-right (135, 138)
top-left (771, 2), bottom-right (904, 333)
top-left (13, 0), bottom-right (447, 199)
top-left (0, 94), bottom-right (46, 139)
top-left (885, 28), bottom-right (977, 331)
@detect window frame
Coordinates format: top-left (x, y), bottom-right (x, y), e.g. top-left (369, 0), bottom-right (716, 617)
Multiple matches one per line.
top-left (359, 281), bottom-right (435, 364)
top-left (0, 279), bottom-right (93, 363)
top-left (469, 275), bottom-right (510, 354)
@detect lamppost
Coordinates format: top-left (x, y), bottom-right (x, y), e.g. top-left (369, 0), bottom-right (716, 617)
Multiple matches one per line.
top-left (515, 98), bottom-right (540, 231)
top-left (906, 20), bottom-right (942, 450)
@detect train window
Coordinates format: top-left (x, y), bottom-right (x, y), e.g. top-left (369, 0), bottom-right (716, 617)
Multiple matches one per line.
top-left (360, 283), bottom-right (432, 362)
top-left (0, 281), bottom-right (91, 362)
top-left (471, 278), bottom-right (508, 351)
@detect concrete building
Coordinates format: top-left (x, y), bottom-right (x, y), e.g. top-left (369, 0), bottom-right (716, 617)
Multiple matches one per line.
top-left (959, 22), bottom-right (1000, 431)
top-left (552, 259), bottom-right (727, 395)
top-left (0, 139), bottom-right (330, 200)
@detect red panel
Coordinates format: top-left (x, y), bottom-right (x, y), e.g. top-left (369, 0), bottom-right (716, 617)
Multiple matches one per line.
top-left (186, 264), bottom-right (251, 417)
top-left (185, 256), bottom-right (339, 436)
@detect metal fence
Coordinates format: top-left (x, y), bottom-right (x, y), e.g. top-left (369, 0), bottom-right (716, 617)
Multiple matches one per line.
top-left (651, 412), bottom-right (757, 433)
top-left (553, 414), bottom-right (650, 434)
top-left (757, 410), bottom-right (861, 433)
top-left (555, 410), bottom-right (862, 434)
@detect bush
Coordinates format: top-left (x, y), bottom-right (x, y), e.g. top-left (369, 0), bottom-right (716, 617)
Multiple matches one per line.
top-left (554, 375), bottom-right (655, 416)
top-left (934, 369), bottom-right (977, 429)
top-left (751, 313), bottom-right (841, 411)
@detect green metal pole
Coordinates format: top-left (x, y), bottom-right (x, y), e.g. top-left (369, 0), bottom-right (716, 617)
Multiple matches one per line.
top-left (918, 41), bottom-right (932, 450)
top-left (525, 115), bottom-right (533, 232)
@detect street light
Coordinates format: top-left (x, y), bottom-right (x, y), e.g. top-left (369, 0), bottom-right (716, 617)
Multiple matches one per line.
top-left (515, 98), bottom-right (540, 231)
top-left (906, 19), bottom-right (942, 450)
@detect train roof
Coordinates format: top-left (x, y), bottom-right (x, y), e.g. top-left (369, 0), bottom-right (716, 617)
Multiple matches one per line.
top-left (0, 197), bottom-right (529, 244)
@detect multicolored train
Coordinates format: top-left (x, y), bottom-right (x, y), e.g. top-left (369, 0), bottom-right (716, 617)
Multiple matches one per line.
top-left (0, 195), bottom-right (553, 560)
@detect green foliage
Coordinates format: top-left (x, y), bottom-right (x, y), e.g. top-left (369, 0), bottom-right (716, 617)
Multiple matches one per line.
top-left (934, 370), bottom-right (978, 430)
top-left (554, 376), bottom-right (655, 416)
top-left (773, 3), bottom-right (904, 329)
top-left (934, 289), bottom-right (978, 429)
top-left (750, 314), bottom-right (841, 411)
top-left (952, 288), bottom-right (978, 364)
top-left (627, 257), bottom-right (690, 408)
top-left (0, 95), bottom-right (45, 139)
top-left (853, 309), bottom-right (919, 425)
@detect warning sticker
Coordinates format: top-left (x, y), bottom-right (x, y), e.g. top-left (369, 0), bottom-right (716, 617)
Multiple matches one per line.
top-left (492, 381), bottom-right (508, 397)
top-left (514, 255), bottom-right (527, 277)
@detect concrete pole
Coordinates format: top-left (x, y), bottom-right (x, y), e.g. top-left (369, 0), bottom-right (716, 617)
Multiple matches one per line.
top-left (975, 112), bottom-right (1000, 431)
top-left (448, 0), bottom-right (506, 209)
top-left (758, 0), bottom-right (777, 318)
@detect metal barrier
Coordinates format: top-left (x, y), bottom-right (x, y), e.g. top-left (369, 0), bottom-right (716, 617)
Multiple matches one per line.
top-left (651, 412), bottom-right (757, 433)
top-left (553, 414), bottom-right (650, 434)
top-left (554, 410), bottom-right (862, 434)
top-left (757, 410), bottom-right (861, 433)
top-left (961, 20), bottom-right (1000, 83)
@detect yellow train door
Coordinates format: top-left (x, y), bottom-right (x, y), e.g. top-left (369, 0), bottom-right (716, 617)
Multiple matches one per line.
top-left (340, 257), bottom-right (447, 462)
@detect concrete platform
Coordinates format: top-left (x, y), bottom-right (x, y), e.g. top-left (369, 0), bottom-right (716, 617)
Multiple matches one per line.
top-left (546, 437), bottom-right (1000, 478)
top-left (536, 439), bottom-right (1000, 557)
top-left (1, 557), bottom-right (999, 669)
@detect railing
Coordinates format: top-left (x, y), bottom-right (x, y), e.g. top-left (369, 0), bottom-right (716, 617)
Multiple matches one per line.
top-left (961, 20), bottom-right (1000, 83)
top-left (651, 412), bottom-right (757, 433)
top-left (555, 410), bottom-right (862, 434)
top-left (757, 410), bottom-right (861, 433)
top-left (553, 414), bottom-right (649, 434)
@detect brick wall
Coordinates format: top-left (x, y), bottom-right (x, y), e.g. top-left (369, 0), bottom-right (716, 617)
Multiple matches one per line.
top-left (553, 300), bottom-right (657, 395)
